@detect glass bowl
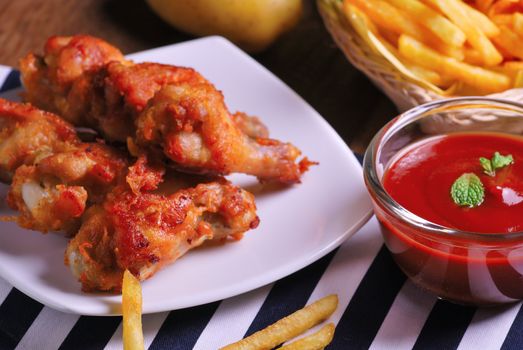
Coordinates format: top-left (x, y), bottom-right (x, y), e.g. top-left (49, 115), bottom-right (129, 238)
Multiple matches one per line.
top-left (363, 97), bottom-right (523, 306)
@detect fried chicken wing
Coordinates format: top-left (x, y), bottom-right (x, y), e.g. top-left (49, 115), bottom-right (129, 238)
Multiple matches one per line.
top-left (137, 84), bottom-right (312, 182)
top-left (20, 35), bottom-right (125, 123)
top-left (0, 98), bottom-right (79, 182)
top-left (66, 158), bottom-right (259, 292)
top-left (8, 165), bottom-right (88, 233)
top-left (0, 97), bottom-right (129, 233)
top-left (7, 143), bottom-right (128, 233)
top-left (82, 61), bottom-right (208, 141)
top-left (20, 35), bottom-right (313, 183)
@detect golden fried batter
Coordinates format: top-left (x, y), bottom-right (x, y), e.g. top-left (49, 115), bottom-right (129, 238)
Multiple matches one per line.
top-left (137, 84), bottom-right (312, 183)
top-left (0, 97), bottom-right (129, 234)
top-left (7, 143), bottom-right (128, 234)
top-left (0, 98), bottom-right (79, 182)
top-left (20, 35), bottom-right (313, 183)
top-left (20, 35), bottom-right (125, 120)
top-left (66, 157), bottom-right (259, 292)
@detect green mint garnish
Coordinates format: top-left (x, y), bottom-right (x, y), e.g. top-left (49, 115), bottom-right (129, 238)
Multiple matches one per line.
top-left (479, 157), bottom-right (494, 176)
top-left (451, 173), bottom-right (485, 208)
top-left (480, 152), bottom-right (514, 176)
top-left (491, 152), bottom-right (513, 169)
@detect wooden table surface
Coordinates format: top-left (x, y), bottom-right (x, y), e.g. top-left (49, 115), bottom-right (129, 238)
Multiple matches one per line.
top-left (0, 0), bottom-right (397, 154)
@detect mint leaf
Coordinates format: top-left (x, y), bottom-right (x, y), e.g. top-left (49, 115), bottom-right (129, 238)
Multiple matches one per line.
top-left (451, 173), bottom-right (484, 207)
top-left (491, 152), bottom-right (513, 170)
top-left (480, 152), bottom-right (514, 176)
top-left (479, 157), bottom-right (494, 176)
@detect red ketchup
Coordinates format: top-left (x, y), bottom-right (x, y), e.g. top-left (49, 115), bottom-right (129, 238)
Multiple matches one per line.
top-left (379, 132), bottom-right (523, 305)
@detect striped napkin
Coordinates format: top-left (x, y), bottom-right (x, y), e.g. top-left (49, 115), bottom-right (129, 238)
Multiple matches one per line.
top-left (1, 69), bottom-right (523, 350)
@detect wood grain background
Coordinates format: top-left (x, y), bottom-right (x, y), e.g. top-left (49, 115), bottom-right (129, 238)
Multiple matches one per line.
top-left (0, 0), bottom-right (397, 153)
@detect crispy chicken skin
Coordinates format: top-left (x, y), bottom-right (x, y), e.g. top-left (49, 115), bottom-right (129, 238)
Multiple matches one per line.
top-left (19, 35), bottom-right (125, 122)
top-left (0, 98), bottom-right (129, 234)
top-left (231, 112), bottom-right (269, 139)
top-left (0, 98), bottom-right (79, 182)
top-left (20, 35), bottom-right (313, 183)
top-left (66, 158), bottom-right (259, 292)
top-left (7, 143), bottom-right (128, 233)
top-left (137, 84), bottom-right (312, 183)
top-left (8, 166), bottom-right (88, 234)
top-left (71, 61), bottom-right (208, 141)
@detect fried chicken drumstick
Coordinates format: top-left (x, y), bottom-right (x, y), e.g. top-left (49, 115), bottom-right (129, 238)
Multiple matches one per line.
top-left (0, 99), bottom-right (259, 291)
top-left (20, 35), bottom-right (313, 183)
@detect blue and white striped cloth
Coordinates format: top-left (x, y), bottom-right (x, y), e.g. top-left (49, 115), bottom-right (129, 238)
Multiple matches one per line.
top-left (1, 70), bottom-right (523, 350)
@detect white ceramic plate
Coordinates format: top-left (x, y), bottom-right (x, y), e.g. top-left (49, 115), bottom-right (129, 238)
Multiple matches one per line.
top-left (0, 36), bottom-right (372, 315)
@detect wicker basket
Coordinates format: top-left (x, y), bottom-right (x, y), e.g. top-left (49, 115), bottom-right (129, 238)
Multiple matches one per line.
top-left (317, 0), bottom-right (523, 113)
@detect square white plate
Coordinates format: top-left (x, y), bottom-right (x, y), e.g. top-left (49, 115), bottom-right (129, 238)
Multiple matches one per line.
top-left (0, 36), bottom-right (372, 315)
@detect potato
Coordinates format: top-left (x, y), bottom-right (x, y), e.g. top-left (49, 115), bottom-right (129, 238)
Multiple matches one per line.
top-left (146, 0), bottom-right (302, 52)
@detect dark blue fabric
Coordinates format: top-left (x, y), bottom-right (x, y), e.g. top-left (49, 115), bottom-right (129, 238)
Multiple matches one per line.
top-left (149, 302), bottom-right (220, 350)
top-left (0, 289), bottom-right (43, 350)
top-left (413, 301), bottom-right (476, 350)
top-left (58, 316), bottom-right (121, 350)
top-left (501, 304), bottom-right (523, 350)
top-left (0, 70), bottom-right (20, 92)
top-left (244, 250), bottom-right (336, 338)
top-left (329, 246), bottom-right (406, 350)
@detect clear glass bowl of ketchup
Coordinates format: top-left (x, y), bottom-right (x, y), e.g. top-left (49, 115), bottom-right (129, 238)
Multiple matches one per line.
top-left (364, 97), bottom-right (523, 306)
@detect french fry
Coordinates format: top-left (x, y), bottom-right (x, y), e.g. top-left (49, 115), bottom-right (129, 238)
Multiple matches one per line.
top-left (431, 41), bottom-right (465, 61)
top-left (514, 13), bottom-right (523, 36)
top-left (492, 25), bottom-right (523, 60)
top-left (343, 3), bottom-right (380, 47)
top-left (492, 61), bottom-right (523, 86)
top-left (279, 324), bottom-right (336, 350)
top-left (404, 62), bottom-right (445, 85)
top-left (464, 47), bottom-right (485, 65)
top-left (504, 61), bottom-right (523, 70)
top-left (220, 295), bottom-right (338, 350)
top-left (475, 0), bottom-right (495, 13)
top-left (346, 0), bottom-right (410, 35)
top-left (398, 35), bottom-right (510, 92)
top-left (491, 14), bottom-right (515, 26)
top-left (379, 28), bottom-right (400, 46)
top-left (452, 81), bottom-right (493, 95)
top-left (458, 1), bottom-right (501, 37)
top-left (386, 0), bottom-right (466, 46)
top-left (515, 70), bottom-right (523, 88)
top-left (488, 0), bottom-right (522, 17)
top-left (122, 270), bottom-right (144, 350)
top-left (424, 0), bottom-right (502, 65)
top-left (346, 0), bottom-right (464, 60)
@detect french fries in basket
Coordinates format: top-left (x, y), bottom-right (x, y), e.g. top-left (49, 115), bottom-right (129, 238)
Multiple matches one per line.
top-left (340, 0), bottom-right (523, 96)
top-left (349, 0), bottom-right (465, 59)
top-left (398, 35), bottom-right (510, 93)
top-left (425, 0), bottom-right (502, 65)
top-left (387, 0), bottom-right (467, 47)
top-left (343, 3), bottom-right (453, 94)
